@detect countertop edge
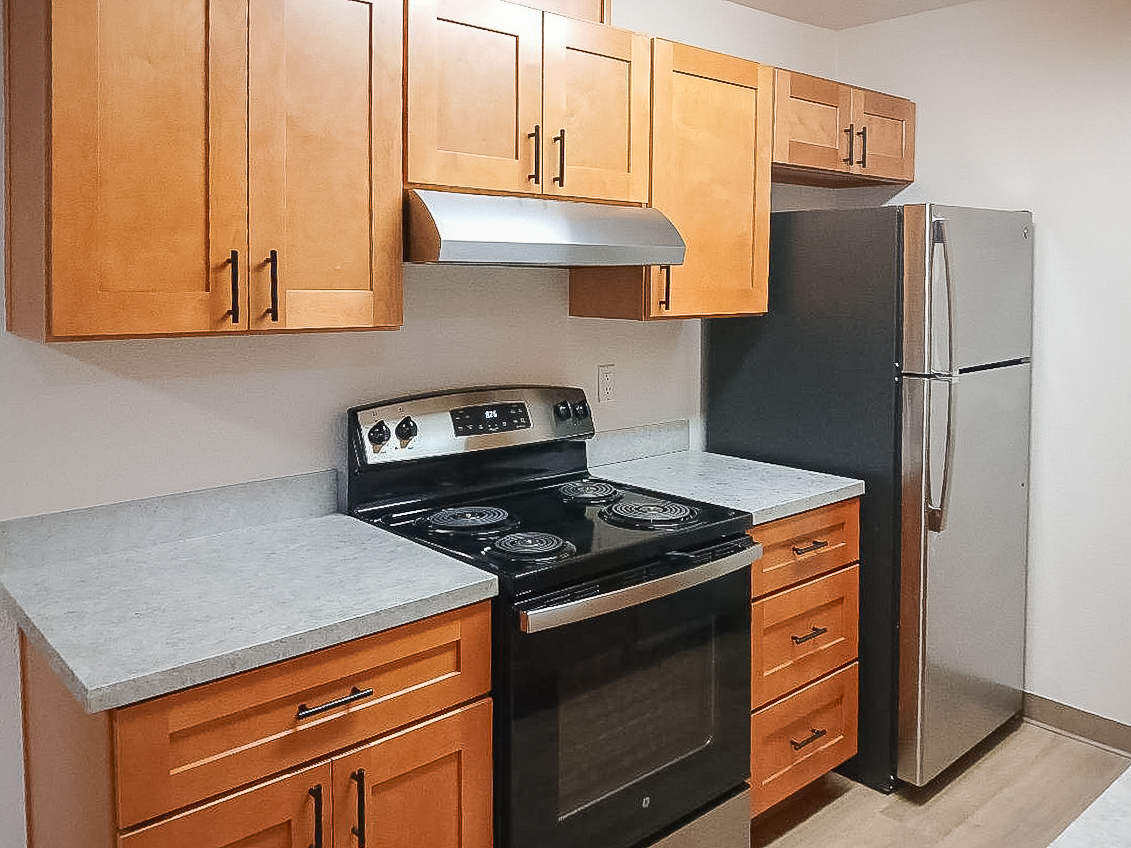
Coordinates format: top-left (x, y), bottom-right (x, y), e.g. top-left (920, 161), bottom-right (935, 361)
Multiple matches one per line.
top-left (52, 578), bottom-right (496, 713)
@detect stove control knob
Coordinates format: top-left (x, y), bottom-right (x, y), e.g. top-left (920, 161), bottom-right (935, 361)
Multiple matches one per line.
top-left (395, 416), bottom-right (419, 444)
top-left (571, 400), bottom-right (591, 419)
top-left (367, 420), bottom-right (391, 447)
top-left (554, 401), bottom-right (573, 421)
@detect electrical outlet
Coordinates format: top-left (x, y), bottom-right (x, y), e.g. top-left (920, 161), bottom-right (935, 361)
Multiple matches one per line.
top-left (597, 364), bottom-right (615, 403)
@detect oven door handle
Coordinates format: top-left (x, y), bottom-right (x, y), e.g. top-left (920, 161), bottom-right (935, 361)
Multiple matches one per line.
top-left (518, 544), bottom-right (760, 634)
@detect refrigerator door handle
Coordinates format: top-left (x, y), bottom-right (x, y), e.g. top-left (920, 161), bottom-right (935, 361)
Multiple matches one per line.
top-left (926, 376), bottom-right (957, 532)
top-left (932, 219), bottom-right (956, 377)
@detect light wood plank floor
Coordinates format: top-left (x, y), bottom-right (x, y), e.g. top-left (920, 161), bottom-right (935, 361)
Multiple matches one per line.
top-left (751, 720), bottom-right (1130, 848)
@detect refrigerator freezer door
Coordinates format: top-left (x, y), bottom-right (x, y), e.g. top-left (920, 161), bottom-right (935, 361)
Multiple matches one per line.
top-left (898, 364), bottom-right (1030, 786)
top-left (903, 206), bottom-right (1033, 375)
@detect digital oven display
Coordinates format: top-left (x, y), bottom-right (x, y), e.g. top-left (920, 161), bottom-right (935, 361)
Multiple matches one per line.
top-left (450, 402), bottom-right (531, 436)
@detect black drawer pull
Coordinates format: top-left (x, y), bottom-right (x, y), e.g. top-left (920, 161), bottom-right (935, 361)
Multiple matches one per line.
top-left (266, 249), bottom-right (280, 322)
top-left (553, 128), bottom-right (566, 186)
top-left (792, 539), bottom-right (829, 556)
top-left (843, 123), bottom-right (855, 164)
top-left (308, 785), bottom-right (324, 848)
top-left (296, 686), bottom-right (374, 720)
top-left (790, 727), bottom-right (828, 751)
top-left (528, 125), bottom-right (542, 184)
top-left (229, 250), bottom-right (240, 324)
top-left (351, 768), bottom-right (367, 848)
top-left (857, 125), bottom-right (868, 167)
top-left (658, 265), bottom-right (672, 310)
top-left (791, 625), bottom-right (829, 645)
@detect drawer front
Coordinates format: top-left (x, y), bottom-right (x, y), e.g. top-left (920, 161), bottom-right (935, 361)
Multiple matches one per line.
top-left (752, 565), bottom-right (858, 708)
top-left (749, 498), bottom-right (859, 597)
top-left (114, 601), bottom-right (491, 828)
top-left (750, 662), bottom-right (858, 817)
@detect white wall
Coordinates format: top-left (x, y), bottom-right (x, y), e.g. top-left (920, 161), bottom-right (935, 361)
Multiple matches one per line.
top-left (833, 0), bottom-right (1131, 728)
top-left (0, 3), bottom-right (835, 843)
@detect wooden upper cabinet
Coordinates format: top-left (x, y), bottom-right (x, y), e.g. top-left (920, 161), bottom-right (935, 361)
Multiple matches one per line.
top-left (772, 69), bottom-right (915, 186)
top-left (406, 0), bottom-right (544, 194)
top-left (5, 0), bottom-right (402, 339)
top-left (509, 0), bottom-right (609, 21)
top-left (32, 0), bottom-right (247, 337)
top-left (248, 0), bottom-right (403, 330)
top-left (541, 16), bottom-right (649, 203)
top-left (406, 0), bottom-right (649, 203)
top-left (569, 40), bottom-right (772, 319)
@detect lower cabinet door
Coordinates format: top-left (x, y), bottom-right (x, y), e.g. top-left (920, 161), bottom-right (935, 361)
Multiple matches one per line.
top-left (117, 761), bottom-right (330, 848)
top-left (332, 699), bottom-right (493, 848)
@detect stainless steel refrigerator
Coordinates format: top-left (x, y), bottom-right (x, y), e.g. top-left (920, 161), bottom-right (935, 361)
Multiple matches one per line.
top-left (705, 204), bottom-right (1032, 791)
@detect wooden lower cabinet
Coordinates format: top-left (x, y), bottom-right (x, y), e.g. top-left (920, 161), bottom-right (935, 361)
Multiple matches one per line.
top-left (748, 500), bottom-right (861, 817)
top-left (750, 663), bottom-right (859, 815)
top-left (21, 602), bottom-right (492, 848)
top-left (117, 700), bottom-right (492, 848)
top-left (332, 700), bottom-right (493, 848)
top-left (118, 762), bottom-right (331, 848)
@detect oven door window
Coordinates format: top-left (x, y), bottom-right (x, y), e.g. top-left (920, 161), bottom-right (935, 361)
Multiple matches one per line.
top-left (504, 567), bottom-right (750, 848)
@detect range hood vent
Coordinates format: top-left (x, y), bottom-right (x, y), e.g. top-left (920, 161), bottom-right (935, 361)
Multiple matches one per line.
top-left (405, 189), bottom-right (685, 267)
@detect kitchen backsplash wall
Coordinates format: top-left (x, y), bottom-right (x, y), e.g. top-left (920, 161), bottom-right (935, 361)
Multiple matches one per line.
top-left (0, 264), bottom-right (703, 522)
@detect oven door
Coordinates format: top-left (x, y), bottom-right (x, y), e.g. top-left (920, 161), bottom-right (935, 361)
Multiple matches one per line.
top-left (500, 540), bottom-right (754, 848)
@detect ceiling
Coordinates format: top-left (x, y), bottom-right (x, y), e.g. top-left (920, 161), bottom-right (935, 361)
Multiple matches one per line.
top-left (725, 0), bottom-right (975, 30)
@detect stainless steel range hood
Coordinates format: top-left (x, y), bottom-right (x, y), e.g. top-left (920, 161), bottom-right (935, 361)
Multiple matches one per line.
top-left (405, 189), bottom-right (685, 267)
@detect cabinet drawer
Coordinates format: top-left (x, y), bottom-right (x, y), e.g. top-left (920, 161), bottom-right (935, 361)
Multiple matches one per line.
top-left (749, 499), bottom-right (859, 597)
top-left (113, 601), bottom-right (491, 828)
top-left (752, 565), bottom-right (859, 708)
top-left (750, 662), bottom-right (858, 817)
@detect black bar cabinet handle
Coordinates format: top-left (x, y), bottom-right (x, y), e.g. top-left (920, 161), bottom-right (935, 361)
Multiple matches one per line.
top-left (553, 128), bottom-right (566, 186)
top-left (791, 625), bottom-right (829, 645)
top-left (790, 727), bottom-right (828, 751)
top-left (528, 125), bottom-right (542, 184)
top-left (267, 249), bottom-right (279, 322)
top-left (308, 785), bottom-right (324, 848)
top-left (843, 123), bottom-right (855, 165)
top-left (229, 250), bottom-right (240, 324)
top-left (857, 125), bottom-right (868, 167)
top-left (658, 265), bottom-right (672, 311)
top-left (351, 769), bottom-right (367, 848)
top-left (296, 686), bottom-right (374, 721)
top-left (792, 539), bottom-right (829, 556)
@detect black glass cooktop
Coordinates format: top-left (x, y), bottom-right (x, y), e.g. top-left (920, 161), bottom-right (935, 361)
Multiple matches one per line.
top-left (372, 475), bottom-right (753, 598)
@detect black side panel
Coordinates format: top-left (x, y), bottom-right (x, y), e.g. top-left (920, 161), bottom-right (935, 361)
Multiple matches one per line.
top-left (704, 206), bottom-right (904, 792)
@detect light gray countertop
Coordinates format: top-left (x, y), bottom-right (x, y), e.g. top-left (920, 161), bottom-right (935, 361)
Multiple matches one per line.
top-left (0, 448), bottom-right (862, 715)
top-left (0, 473), bottom-right (496, 713)
top-left (596, 451), bottom-right (863, 525)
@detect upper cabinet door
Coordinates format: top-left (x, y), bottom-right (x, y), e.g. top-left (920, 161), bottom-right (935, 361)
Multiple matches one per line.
top-left (406, 0), bottom-right (543, 194)
top-left (850, 88), bottom-right (915, 182)
top-left (248, 0), bottom-right (403, 331)
top-left (650, 40), bottom-right (772, 317)
top-left (541, 15), bottom-right (650, 203)
top-left (48, 0), bottom-right (248, 337)
top-left (772, 69), bottom-right (853, 175)
top-left (773, 68), bottom-right (915, 186)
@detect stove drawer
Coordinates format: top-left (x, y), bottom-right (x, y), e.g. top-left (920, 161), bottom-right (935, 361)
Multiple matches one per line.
top-left (751, 564), bottom-right (859, 708)
top-left (750, 662), bottom-right (858, 817)
top-left (748, 498), bottom-right (859, 597)
top-left (113, 601), bottom-right (490, 828)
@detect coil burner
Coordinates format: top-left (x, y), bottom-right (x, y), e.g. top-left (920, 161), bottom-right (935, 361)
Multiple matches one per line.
top-left (488, 531), bottom-right (577, 564)
top-left (421, 505), bottom-right (516, 537)
top-left (557, 479), bottom-right (623, 505)
top-left (599, 500), bottom-right (698, 530)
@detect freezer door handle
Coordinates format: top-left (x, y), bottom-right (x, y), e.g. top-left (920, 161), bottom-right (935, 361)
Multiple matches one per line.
top-left (926, 376), bottom-right (957, 532)
top-left (932, 219), bottom-right (956, 376)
